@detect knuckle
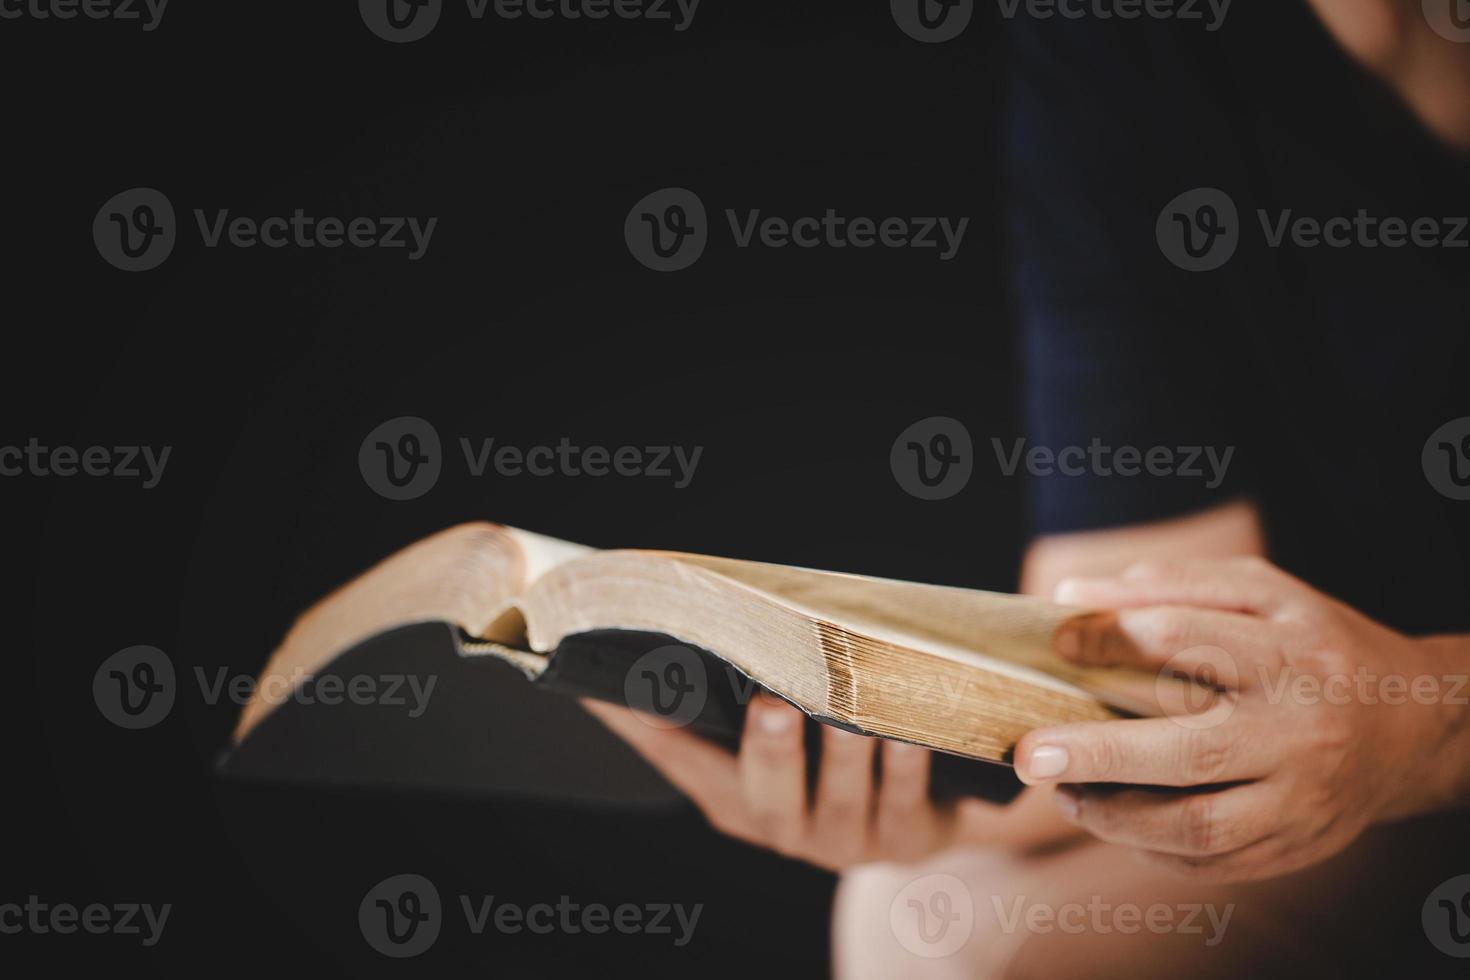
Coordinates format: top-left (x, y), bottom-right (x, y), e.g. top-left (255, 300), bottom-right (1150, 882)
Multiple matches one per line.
top-left (1310, 711), bottom-right (1354, 757)
top-left (746, 735), bottom-right (798, 770)
top-left (1124, 559), bottom-right (1170, 581)
top-left (815, 798), bottom-right (864, 830)
top-left (1179, 795), bottom-right (1217, 854)
top-left (1143, 608), bottom-right (1194, 654)
top-left (1086, 736), bottom-right (1121, 780)
top-left (1231, 554), bottom-right (1271, 573)
top-left (1181, 731), bottom-right (1232, 784)
top-left (748, 811), bottom-right (800, 852)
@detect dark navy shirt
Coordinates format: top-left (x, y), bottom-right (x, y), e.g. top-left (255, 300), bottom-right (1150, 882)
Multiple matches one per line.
top-left (1005, 3), bottom-right (1470, 634)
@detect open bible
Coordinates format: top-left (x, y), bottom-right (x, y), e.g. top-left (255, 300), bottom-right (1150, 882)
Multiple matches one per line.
top-left (231, 523), bottom-right (1162, 803)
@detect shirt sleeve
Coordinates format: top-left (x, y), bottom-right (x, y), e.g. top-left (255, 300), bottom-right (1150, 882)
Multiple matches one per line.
top-left (1003, 17), bottom-right (1262, 535)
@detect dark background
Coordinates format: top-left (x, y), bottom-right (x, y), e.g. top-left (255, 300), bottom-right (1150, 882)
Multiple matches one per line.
top-left (5, 3), bottom-right (1027, 976)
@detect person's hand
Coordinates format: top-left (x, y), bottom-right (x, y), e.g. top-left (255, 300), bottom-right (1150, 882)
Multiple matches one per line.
top-left (582, 693), bottom-right (1022, 871)
top-left (1015, 556), bottom-right (1470, 882)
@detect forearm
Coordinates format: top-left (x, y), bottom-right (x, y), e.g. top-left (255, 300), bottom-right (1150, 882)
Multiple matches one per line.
top-left (1386, 632), bottom-right (1470, 821)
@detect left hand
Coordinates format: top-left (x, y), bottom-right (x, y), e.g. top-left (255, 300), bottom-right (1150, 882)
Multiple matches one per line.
top-left (1015, 556), bottom-right (1470, 882)
top-left (580, 692), bottom-right (968, 871)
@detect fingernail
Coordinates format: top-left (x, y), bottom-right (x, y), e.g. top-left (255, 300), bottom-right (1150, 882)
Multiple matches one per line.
top-left (1054, 625), bottom-right (1081, 659)
top-left (758, 704), bottom-right (795, 735)
top-left (1053, 578), bottom-right (1083, 604)
top-left (1028, 745), bottom-right (1069, 779)
top-left (1054, 787), bottom-right (1079, 819)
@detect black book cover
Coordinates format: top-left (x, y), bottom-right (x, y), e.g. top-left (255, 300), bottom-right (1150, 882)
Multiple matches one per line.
top-left (221, 623), bottom-right (1023, 806)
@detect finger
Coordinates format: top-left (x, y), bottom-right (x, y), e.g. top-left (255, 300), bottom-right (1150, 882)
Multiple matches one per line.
top-left (1055, 606), bottom-right (1283, 684)
top-left (1015, 715), bottom-right (1278, 787)
top-left (874, 742), bottom-right (940, 860)
top-left (579, 698), bottom-right (741, 812)
top-left (1055, 557), bottom-right (1304, 618)
top-left (810, 726), bottom-right (877, 864)
top-left (1055, 783), bottom-right (1272, 856)
top-left (738, 693), bottom-right (808, 851)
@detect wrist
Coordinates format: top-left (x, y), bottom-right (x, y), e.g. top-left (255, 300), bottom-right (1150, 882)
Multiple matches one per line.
top-left (1382, 634), bottom-right (1470, 822)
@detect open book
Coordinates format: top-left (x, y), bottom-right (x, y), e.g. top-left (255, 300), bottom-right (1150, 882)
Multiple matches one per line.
top-left (234, 524), bottom-right (1164, 780)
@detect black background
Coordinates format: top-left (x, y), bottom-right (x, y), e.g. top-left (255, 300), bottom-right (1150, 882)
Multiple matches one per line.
top-left (5, 2), bottom-right (1028, 975)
